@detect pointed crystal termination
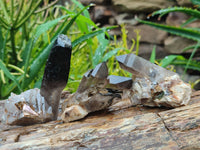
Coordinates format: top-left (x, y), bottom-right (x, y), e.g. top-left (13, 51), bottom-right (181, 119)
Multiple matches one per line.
top-left (61, 62), bottom-right (119, 123)
top-left (77, 62), bottom-right (108, 93)
top-left (40, 34), bottom-right (72, 120)
top-left (2, 35), bottom-right (72, 125)
top-left (116, 53), bottom-right (192, 107)
top-left (2, 88), bottom-right (53, 125)
top-left (116, 53), bottom-right (177, 82)
top-left (106, 75), bottom-right (132, 90)
top-left (91, 62), bottom-right (108, 79)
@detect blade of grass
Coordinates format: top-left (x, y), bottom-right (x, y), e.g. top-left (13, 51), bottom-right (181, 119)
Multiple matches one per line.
top-left (13, 0), bottom-right (24, 26)
top-left (181, 17), bottom-right (197, 28)
top-left (103, 48), bottom-right (125, 62)
top-left (160, 55), bottom-right (179, 68)
top-left (23, 6), bottom-right (92, 87)
top-left (34, 15), bottom-right (69, 42)
top-left (184, 41), bottom-right (200, 74)
top-left (34, 0), bottom-right (58, 13)
top-left (1, 76), bottom-right (24, 98)
top-left (171, 59), bottom-right (200, 71)
top-left (0, 59), bottom-right (22, 92)
top-left (150, 46), bottom-right (156, 63)
top-left (21, 15), bottom-right (69, 88)
top-left (151, 7), bottom-right (200, 19)
top-left (0, 17), bottom-right (9, 29)
top-left (72, 26), bottom-right (116, 48)
top-left (15, 0), bottom-right (42, 29)
top-left (0, 29), bottom-right (9, 62)
top-left (21, 39), bottom-right (33, 89)
top-left (138, 19), bottom-right (200, 41)
top-left (58, 6), bottom-right (97, 28)
top-left (71, 0), bottom-right (91, 19)
top-left (0, 0), bottom-right (10, 23)
top-left (93, 33), bottom-right (109, 66)
top-left (181, 44), bottom-right (200, 52)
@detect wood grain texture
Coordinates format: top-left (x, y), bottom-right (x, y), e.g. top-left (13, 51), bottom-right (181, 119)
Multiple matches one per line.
top-left (0, 91), bottom-right (199, 150)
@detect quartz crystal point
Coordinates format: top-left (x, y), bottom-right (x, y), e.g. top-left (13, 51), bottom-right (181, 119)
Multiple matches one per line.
top-left (106, 75), bottom-right (132, 90)
top-left (61, 62), bottom-right (120, 122)
top-left (116, 53), bottom-right (192, 107)
top-left (2, 34), bottom-right (72, 125)
top-left (2, 89), bottom-right (52, 125)
top-left (116, 53), bottom-right (176, 82)
top-left (76, 62), bottom-right (108, 93)
top-left (40, 34), bottom-right (72, 120)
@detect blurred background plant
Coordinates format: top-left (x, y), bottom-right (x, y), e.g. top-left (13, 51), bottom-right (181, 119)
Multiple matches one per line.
top-left (139, 0), bottom-right (200, 76)
top-left (0, 0), bottom-right (119, 99)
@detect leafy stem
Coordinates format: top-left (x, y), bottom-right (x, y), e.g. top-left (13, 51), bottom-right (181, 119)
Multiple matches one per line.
top-left (10, 28), bottom-right (17, 64)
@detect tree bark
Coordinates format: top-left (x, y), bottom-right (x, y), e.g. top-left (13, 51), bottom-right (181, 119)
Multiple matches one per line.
top-left (0, 91), bottom-right (200, 150)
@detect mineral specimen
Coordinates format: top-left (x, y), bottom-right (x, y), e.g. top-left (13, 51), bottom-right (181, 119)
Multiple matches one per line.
top-left (2, 34), bottom-right (72, 125)
top-left (61, 62), bottom-right (118, 122)
top-left (2, 88), bottom-right (52, 125)
top-left (116, 53), bottom-right (192, 107)
top-left (62, 53), bottom-right (192, 122)
top-left (106, 75), bottom-right (132, 90)
top-left (116, 53), bottom-right (176, 82)
top-left (40, 34), bottom-right (72, 120)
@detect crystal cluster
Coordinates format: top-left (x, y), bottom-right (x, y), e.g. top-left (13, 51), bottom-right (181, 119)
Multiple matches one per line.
top-left (62, 54), bottom-right (191, 122)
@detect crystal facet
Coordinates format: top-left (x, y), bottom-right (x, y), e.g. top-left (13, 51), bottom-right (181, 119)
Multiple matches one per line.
top-left (116, 53), bottom-right (192, 107)
top-left (2, 35), bottom-right (72, 125)
top-left (40, 34), bottom-right (72, 120)
top-left (116, 53), bottom-right (176, 82)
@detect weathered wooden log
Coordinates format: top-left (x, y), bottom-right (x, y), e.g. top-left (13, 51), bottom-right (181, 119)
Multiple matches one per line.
top-left (0, 90), bottom-right (199, 150)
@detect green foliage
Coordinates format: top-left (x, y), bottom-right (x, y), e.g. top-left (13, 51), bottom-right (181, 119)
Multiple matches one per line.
top-left (66, 23), bottom-right (141, 92)
top-left (150, 46), bottom-right (156, 63)
top-left (0, 0), bottom-right (114, 99)
top-left (139, 1), bottom-right (200, 75)
top-left (106, 24), bottom-right (140, 77)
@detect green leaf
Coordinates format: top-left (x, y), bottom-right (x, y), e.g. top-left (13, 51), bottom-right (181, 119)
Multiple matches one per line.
top-left (72, 26), bottom-right (116, 48)
top-left (23, 41), bottom-right (54, 87)
top-left (59, 6), bottom-right (97, 27)
top-left (54, 4), bottom-right (92, 37)
top-left (33, 15), bottom-right (69, 42)
top-left (103, 48), bottom-right (125, 62)
top-left (21, 15), bottom-right (69, 66)
top-left (0, 28), bottom-right (8, 61)
top-left (21, 39), bottom-right (33, 89)
top-left (20, 15), bottom-right (70, 88)
top-left (150, 46), bottom-right (156, 63)
top-left (93, 33), bottom-right (109, 66)
top-left (160, 55), bottom-right (179, 68)
top-left (184, 41), bottom-right (200, 74)
top-left (171, 59), bottom-right (200, 71)
top-left (0, 59), bottom-right (22, 92)
top-left (181, 44), bottom-right (200, 52)
top-left (0, 0), bottom-right (10, 23)
top-left (151, 7), bottom-right (200, 19)
top-left (181, 17), bottom-right (197, 27)
top-left (138, 19), bottom-right (200, 41)
top-left (71, 0), bottom-right (91, 19)
top-left (23, 5), bottom-right (93, 87)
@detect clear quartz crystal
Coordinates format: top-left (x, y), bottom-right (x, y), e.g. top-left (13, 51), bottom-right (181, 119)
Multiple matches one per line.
top-left (2, 88), bottom-right (52, 125)
top-left (116, 53), bottom-right (177, 82)
top-left (116, 53), bottom-right (192, 107)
